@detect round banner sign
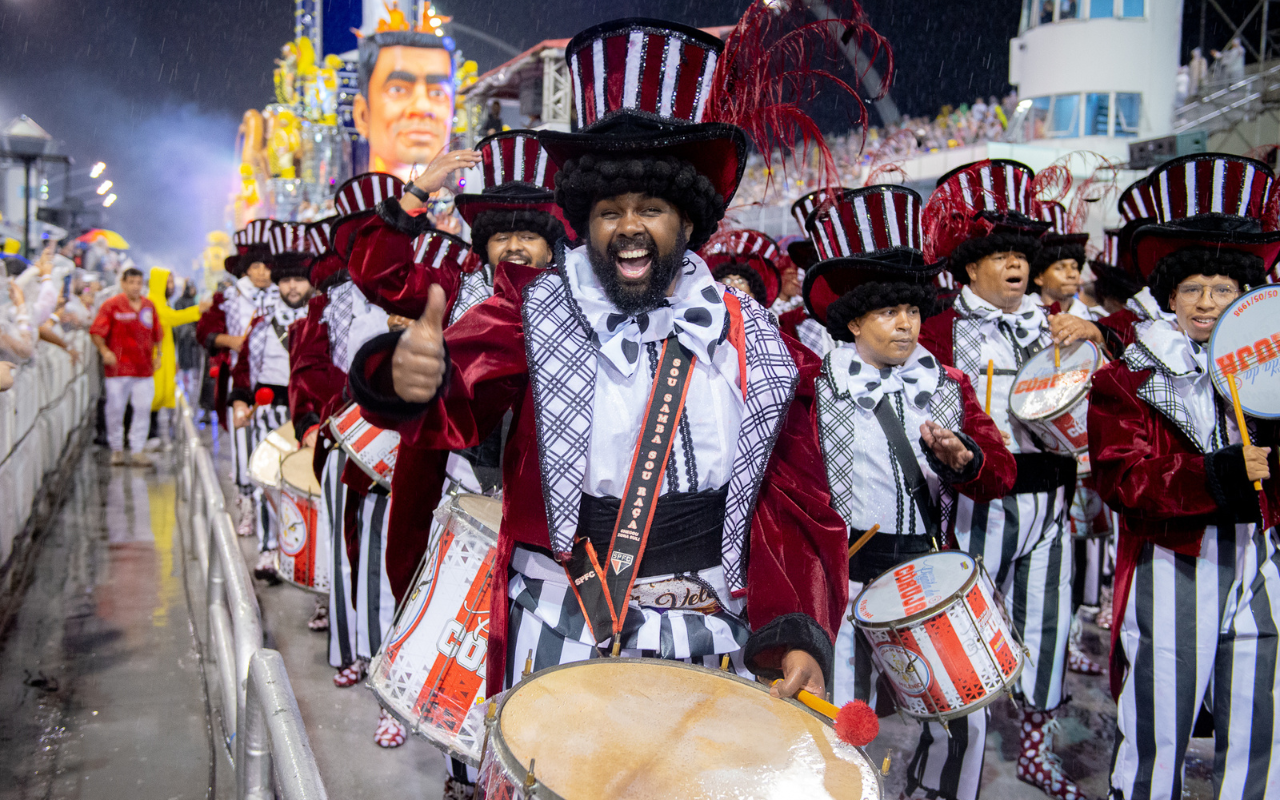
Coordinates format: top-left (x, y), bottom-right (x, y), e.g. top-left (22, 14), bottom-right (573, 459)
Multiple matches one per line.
top-left (1209, 285), bottom-right (1280, 418)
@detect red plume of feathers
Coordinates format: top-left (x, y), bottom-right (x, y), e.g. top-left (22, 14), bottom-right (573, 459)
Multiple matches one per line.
top-left (862, 161), bottom-right (909, 188)
top-left (1030, 162), bottom-right (1072, 208)
top-left (1065, 155), bottom-right (1121, 236)
top-left (707, 0), bottom-right (893, 194)
top-left (921, 160), bottom-right (1003, 263)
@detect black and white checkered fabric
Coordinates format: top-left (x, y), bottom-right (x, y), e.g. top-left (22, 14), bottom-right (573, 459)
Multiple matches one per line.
top-left (816, 357), bottom-right (965, 538)
top-left (521, 271), bottom-right (800, 592)
top-left (523, 270), bottom-right (599, 556)
top-left (323, 280), bottom-right (356, 372)
top-left (720, 287), bottom-right (799, 594)
top-left (951, 292), bottom-right (1050, 378)
top-left (1124, 341), bottom-right (1205, 452)
top-left (248, 303), bottom-right (308, 384)
top-left (448, 268), bottom-right (494, 327)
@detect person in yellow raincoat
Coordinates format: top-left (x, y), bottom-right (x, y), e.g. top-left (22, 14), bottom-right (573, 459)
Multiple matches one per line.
top-left (147, 266), bottom-right (207, 448)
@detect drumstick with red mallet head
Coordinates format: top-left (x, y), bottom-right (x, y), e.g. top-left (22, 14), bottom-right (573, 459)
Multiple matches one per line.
top-left (251, 387), bottom-right (274, 421)
top-left (772, 681), bottom-right (880, 747)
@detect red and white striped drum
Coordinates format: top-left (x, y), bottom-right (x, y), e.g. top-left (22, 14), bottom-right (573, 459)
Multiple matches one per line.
top-left (475, 659), bottom-right (883, 800)
top-left (852, 551), bottom-right (1023, 723)
top-left (274, 448), bottom-right (329, 594)
top-left (328, 402), bottom-right (399, 490)
top-left (1008, 340), bottom-right (1104, 474)
top-left (368, 493), bottom-right (501, 764)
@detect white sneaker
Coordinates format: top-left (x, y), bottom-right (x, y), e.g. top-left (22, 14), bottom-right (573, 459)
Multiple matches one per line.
top-left (110, 451), bottom-right (127, 466)
top-left (236, 496), bottom-right (256, 537)
top-left (130, 452), bottom-right (155, 469)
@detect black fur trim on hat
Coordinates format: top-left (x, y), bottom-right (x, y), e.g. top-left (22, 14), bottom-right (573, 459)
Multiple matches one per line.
top-left (240, 244), bottom-right (272, 274)
top-left (1148, 246), bottom-right (1265, 312)
top-left (554, 153), bottom-right (724, 251)
top-left (947, 232), bottom-right (1042, 284)
top-left (469, 208), bottom-right (566, 263)
top-left (1090, 261), bottom-right (1141, 305)
top-left (743, 613), bottom-right (834, 689)
top-left (270, 252), bottom-right (313, 283)
top-left (825, 282), bottom-right (939, 342)
top-left (1029, 241), bottom-right (1087, 287)
top-left (375, 196), bottom-right (433, 238)
top-left (711, 263), bottom-right (767, 306)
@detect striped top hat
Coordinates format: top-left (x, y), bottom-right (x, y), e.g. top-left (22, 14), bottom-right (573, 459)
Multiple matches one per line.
top-left (1037, 201), bottom-right (1089, 246)
top-left (801, 185), bottom-right (942, 325)
top-left (1129, 152), bottom-right (1280, 279)
top-left (234, 219), bottom-right (275, 255)
top-left (412, 228), bottom-right (471, 274)
top-left (538, 18), bottom-right (748, 203)
top-left (330, 172), bottom-right (406, 259)
top-left (267, 222), bottom-right (316, 257)
top-left (1118, 177), bottom-right (1157, 223)
top-left (1101, 228), bottom-right (1119, 266)
top-left (455, 131), bottom-right (568, 235)
top-left (791, 188), bottom-right (840, 232)
top-left (306, 216), bottom-right (336, 255)
top-left (923, 159), bottom-right (1050, 276)
top-left (700, 228), bottom-right (782, 306)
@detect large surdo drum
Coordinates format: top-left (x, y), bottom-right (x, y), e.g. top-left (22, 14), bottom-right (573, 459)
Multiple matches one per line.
top-left (476, 659), bottom-right (883, 800)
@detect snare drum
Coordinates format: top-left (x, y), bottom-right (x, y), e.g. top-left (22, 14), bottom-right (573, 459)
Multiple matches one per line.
top-left (247, 422), bottom-right (298, 507)
top-left (852, 551), bottom-right (1023, 724)
top-left (1008, 341), bottom-right (1104, 470)
top-left (328, 402), bottom-right (399, 490)
top-left (368, 493), bottom-right (501, 763)
top-left (476, 659), bottom-right (882, 800)
top-left (275, 448), bottom-right (329, 594)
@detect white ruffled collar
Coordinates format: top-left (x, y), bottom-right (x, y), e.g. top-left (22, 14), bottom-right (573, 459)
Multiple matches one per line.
top-left (828, 342), bottom-right (942, 412)
top-left (1135, 319), bottom-right (1206, 378)
top-left (564, 245), bottom-right (727, 377)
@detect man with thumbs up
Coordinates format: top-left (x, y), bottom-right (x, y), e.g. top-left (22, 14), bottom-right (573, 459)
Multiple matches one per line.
top-left (349, 19), bottom-right (849, 714)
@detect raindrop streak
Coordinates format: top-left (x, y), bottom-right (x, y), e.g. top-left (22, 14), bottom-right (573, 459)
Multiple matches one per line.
top-left (129, 37), bottom-right (136, 58)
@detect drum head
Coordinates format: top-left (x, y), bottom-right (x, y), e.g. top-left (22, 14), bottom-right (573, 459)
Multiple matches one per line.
top-left (266, 421), bottom-right (297, 451)
top-left (854, 551), bottom-right (977, 626)
top-left (454, 494), bottom-right (502, 534)
top-left (1009, 340), bottom-right (1100, 422)
top-left (1209, 285), bottom-right (1280, 418)
top-left (281, 449), bottom-right (321, 496)
top-left (494, 660), bottom-right (876, 800)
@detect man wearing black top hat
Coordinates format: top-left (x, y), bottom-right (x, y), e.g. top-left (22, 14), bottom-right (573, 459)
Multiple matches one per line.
top-left (350, 18), bottom-right (847, 707)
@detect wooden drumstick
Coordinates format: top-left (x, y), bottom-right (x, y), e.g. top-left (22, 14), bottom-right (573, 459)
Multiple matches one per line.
top-left (984, 359), bottom-right (994, 415)
top-left (847, 524), bottom-right (881, 559)
top-left (1227, 374), bottom-right (1263, 492)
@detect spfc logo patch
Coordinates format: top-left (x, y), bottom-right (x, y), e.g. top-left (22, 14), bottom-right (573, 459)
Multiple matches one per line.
top-left (611, 552), bottom-right (634, 575)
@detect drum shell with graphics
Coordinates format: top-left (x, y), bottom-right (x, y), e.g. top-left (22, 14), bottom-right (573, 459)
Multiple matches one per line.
top-left (275, 448), bottom-right (329, 594)
top-left (1008, 340), bottom-right (1103, 467)
top-left (367, 493), bottom-right (501, 764)
top-left (852, 551), bottom-right (1023, 722)
top-left (476, 659), bottom-right (883, 800)
top-left (329, 402), bottom-right (399, 490)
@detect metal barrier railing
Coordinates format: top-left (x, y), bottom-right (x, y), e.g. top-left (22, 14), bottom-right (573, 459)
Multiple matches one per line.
top-left (173, 393), bottom-right (328, 800)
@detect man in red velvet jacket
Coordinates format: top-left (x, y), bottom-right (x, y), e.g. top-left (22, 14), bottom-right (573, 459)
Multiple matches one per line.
top-left (804, 185), bottom-right (1016, 800)
top-left (349, 18), bottom-right (846, 707)
top-left (917, 160), bottom-right (1101, 799)
top-left (1088, 152), bottom-right (1280, 800)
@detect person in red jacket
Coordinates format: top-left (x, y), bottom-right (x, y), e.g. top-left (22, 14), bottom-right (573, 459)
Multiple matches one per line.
top-left (917, 159), bottom-right (1102, 800)
top-left (349, 18), bottom-right (847, 713)
top-left (91, 267), bottom-right (163, 466)
top-left (803, 185), bottom-right (1016, 800)
top-left (1089, 152), bottom-right (1280, 800)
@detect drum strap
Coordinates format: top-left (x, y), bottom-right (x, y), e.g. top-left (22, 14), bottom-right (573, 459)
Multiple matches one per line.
top-left (872, 396), bottom-right (942, 548)
top-left (565, 335), bottom-right (697, 650)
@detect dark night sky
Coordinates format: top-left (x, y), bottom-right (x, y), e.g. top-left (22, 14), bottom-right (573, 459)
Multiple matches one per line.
top-left (0, 0), bottom-right (1259, 270)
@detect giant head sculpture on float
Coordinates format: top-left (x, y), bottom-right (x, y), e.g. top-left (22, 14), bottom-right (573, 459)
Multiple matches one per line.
top-left (353, 5), bottom-right (455, 181)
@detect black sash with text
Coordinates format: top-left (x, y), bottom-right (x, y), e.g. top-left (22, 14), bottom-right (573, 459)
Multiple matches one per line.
top-left (566, 335), bottom-right (696, 649)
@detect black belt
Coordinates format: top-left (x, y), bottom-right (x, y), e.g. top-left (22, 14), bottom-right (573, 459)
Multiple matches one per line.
top-left (577, 487), bottom-right (726, 578)
top-left (1011, 452), bottom-right (1077, 495)
top-left (849, 532), bottom-right (934, 585)
top-left (253, 383), bottom-right (290, 406)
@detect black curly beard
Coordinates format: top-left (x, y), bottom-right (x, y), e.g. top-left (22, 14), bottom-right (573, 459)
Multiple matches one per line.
top-left (586, 229), bottom-right (689, 316)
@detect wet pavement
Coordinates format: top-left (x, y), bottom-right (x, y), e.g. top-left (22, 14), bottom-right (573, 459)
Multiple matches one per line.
top-left (0, 423), bottom-right (1219, 800)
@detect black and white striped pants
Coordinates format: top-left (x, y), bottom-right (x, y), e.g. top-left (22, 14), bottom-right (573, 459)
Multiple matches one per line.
top-left (248, 404), bottom-right (290, 552)
top-left (955, 487), bottom-right (1073, 712)
top-left (834, 583), bottom-right (987, 800)
top-left (353, 490), bottom-right (395, 660)
top-left (1110, 523), bottom-right (1280, 800)
top-left (321, 447), bottom-right (358, 669)
top-left (227, 405), bottom-right (252, 495)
